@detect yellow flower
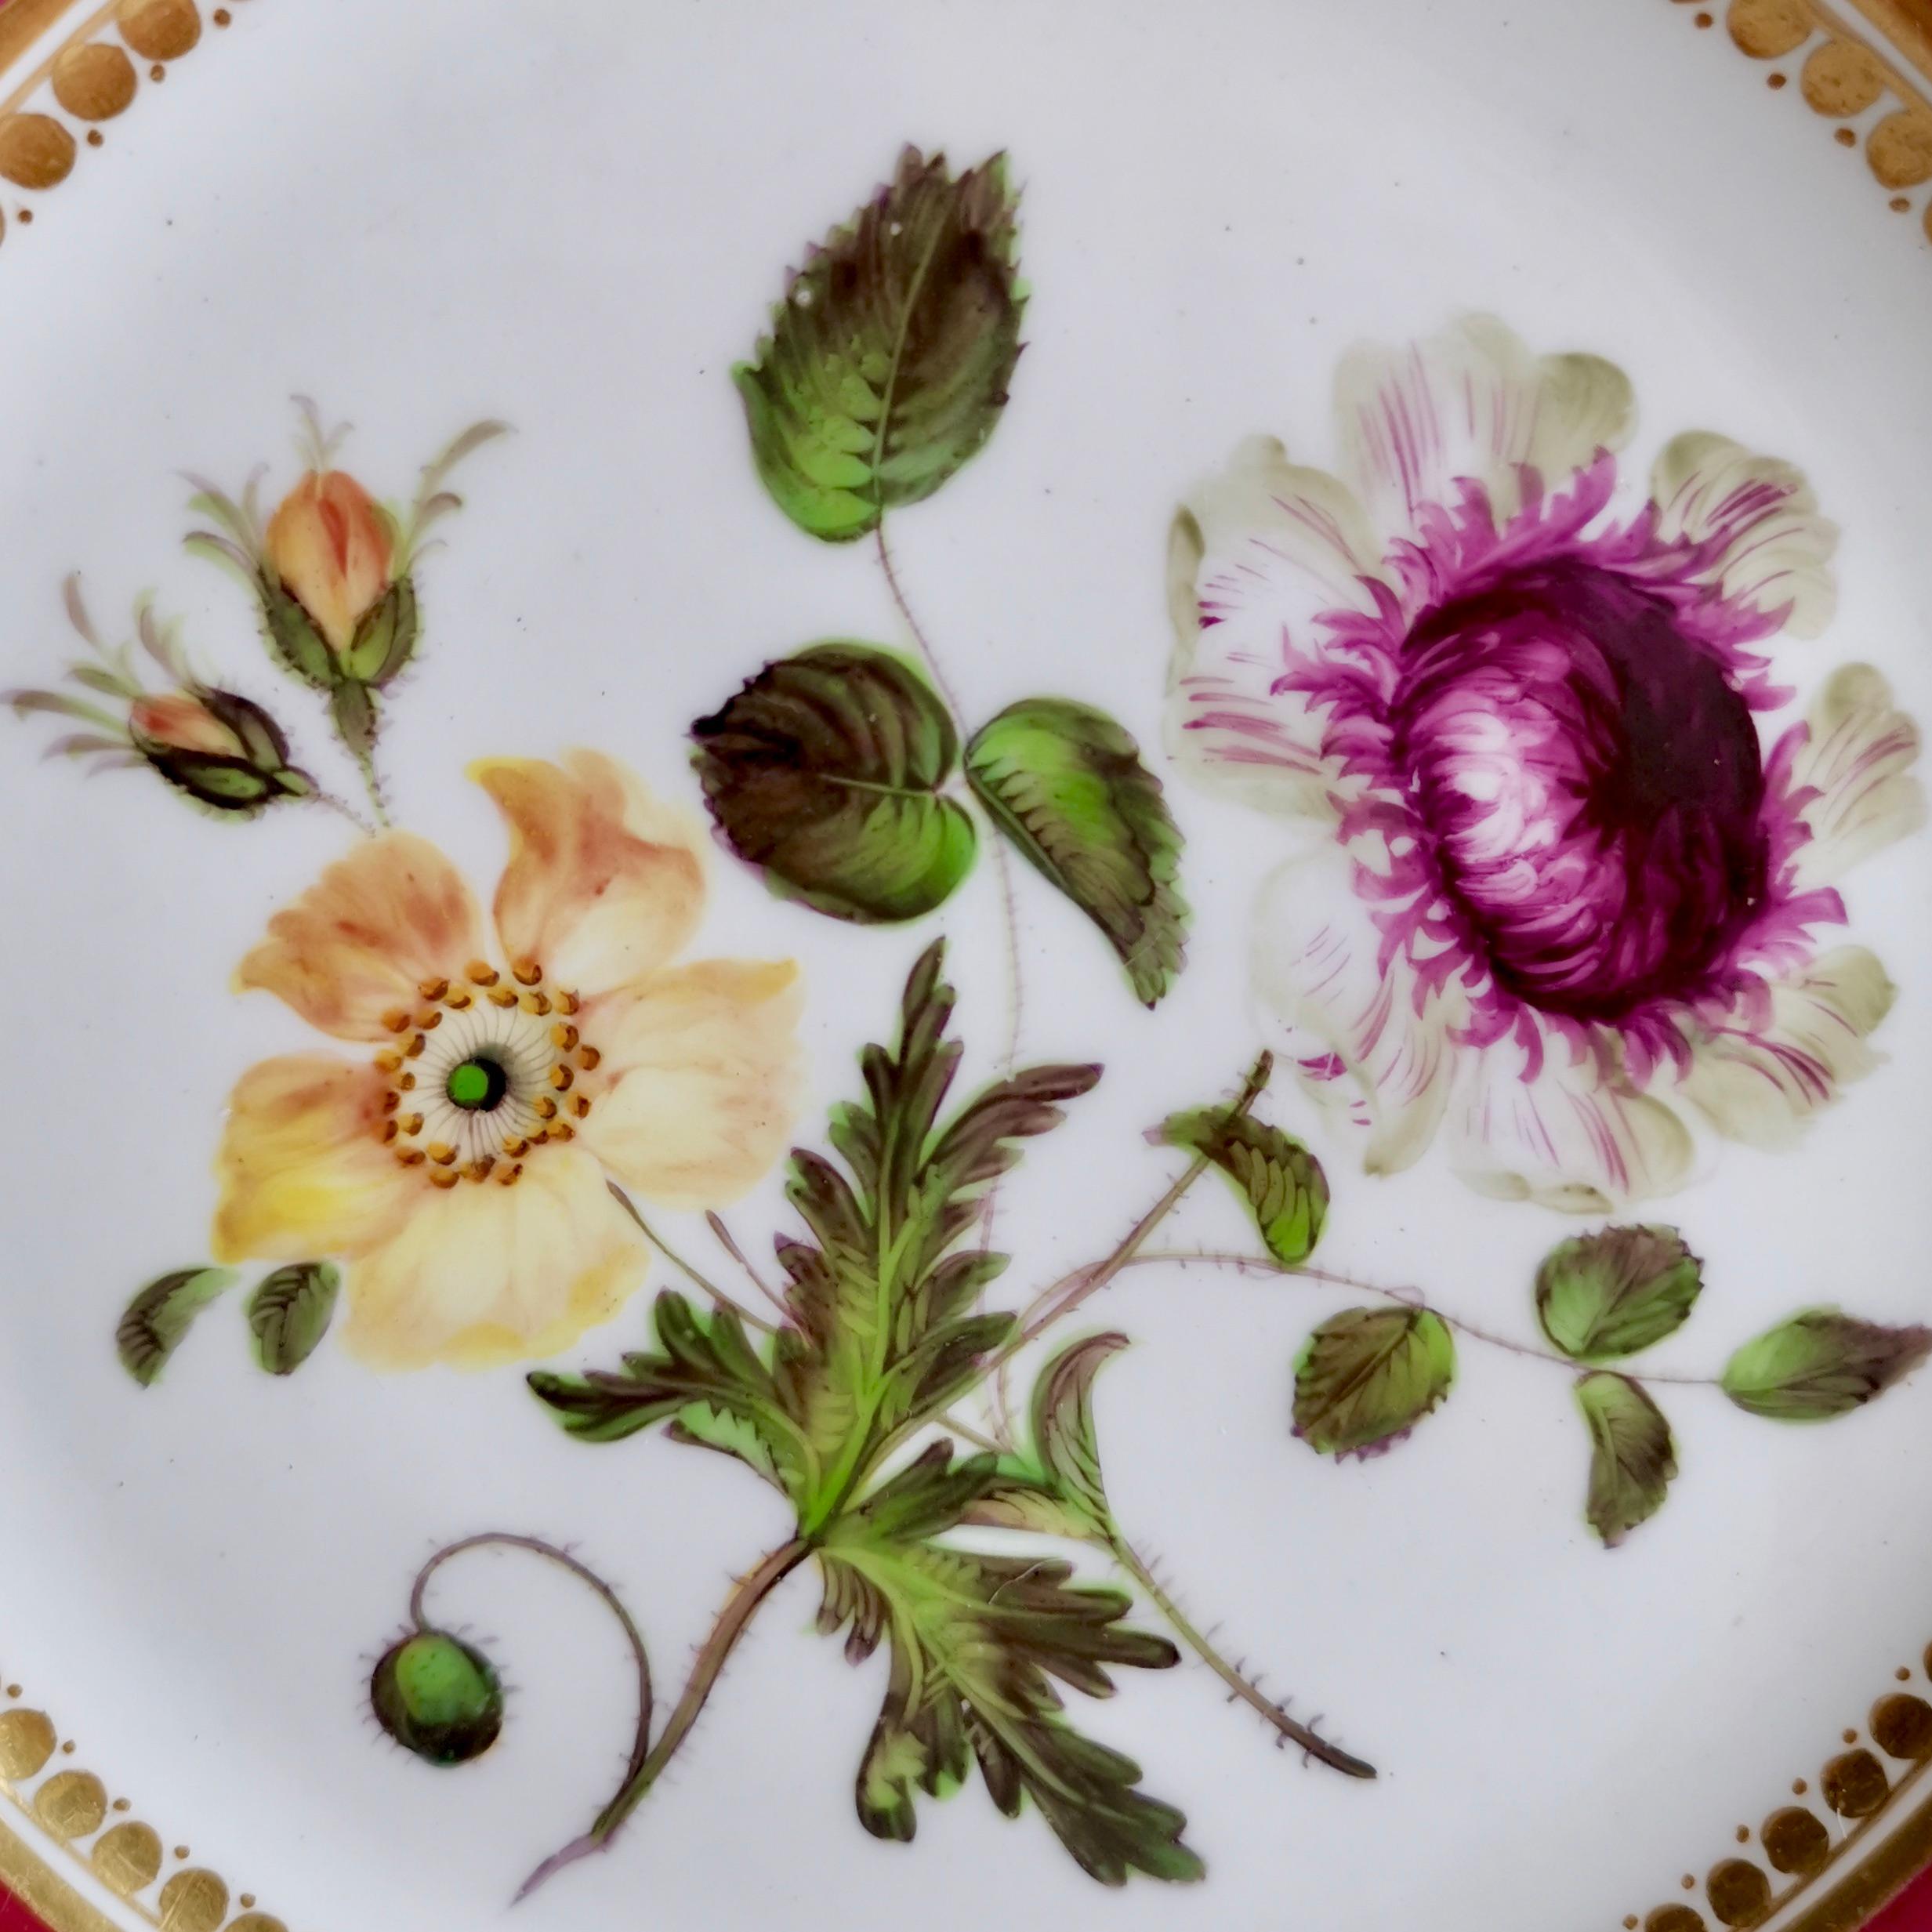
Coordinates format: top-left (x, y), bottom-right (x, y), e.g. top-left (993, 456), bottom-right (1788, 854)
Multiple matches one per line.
top-left (212, 751), bottom-right (804, 1371)
top-left (263, 469), bottom-right (394, 655)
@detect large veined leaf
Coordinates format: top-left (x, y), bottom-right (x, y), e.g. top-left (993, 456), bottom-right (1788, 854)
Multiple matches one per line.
top-left (1720, 1310), bottom-right (1932, 1422)
top-left (691, 643), bottom-right (976, 923)
top-left (1574, 1372), bottom-right (1676, 1547)
top-left (1535, 1225), bottom-right (1702, 1364)
top-left (246, 1260), bottom-right (341, 1376)
top-left (734, 147), bottom-right (1024, 542)
top-left (1161, 1088), bottom-right (1326, 1267)
top-left (966, 698), bottom-right (1187, 1006)
top-left (1292, 1307), bottom-right (1455, 1459)
top-left (115, 1266), bottom-right (238, 1386)
top-left (817, 1444), bottom-right (1199, 1887)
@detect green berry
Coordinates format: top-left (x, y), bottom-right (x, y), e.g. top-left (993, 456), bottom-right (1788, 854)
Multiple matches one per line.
top-left (371, 1631), bottom-right (504, 1766)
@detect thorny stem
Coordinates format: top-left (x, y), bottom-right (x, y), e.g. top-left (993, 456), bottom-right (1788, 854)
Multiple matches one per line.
top-left (409, 1533), bottom-right (653, 1788)
top-left (1106, 1534), bottom-right (1375, 1780)
top-left (607, 1183), bottom-right (779, 1336)
top-left (310, 787), bottom-right (379, 837)
top-left (339, 732), bottom-right (393, 829)
top-left (1126, 1251), bottom-right (1724, 1387)
top-left (705, 1211), bottom-right (792, 1321)
top-left (516, 1538), bottom-right (812, 1902)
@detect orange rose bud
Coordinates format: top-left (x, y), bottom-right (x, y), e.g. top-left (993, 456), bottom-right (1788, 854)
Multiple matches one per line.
top-left (129, 691), bottom-right (246, 758)
top-left (263, 470), bottom-right (394, 655)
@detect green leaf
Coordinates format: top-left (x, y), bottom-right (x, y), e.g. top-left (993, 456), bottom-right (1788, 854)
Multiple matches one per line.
top-left (257, 575), bottom-right (335, 689)
top-left (965, 698), bottom-right (1187, 1006)
top-left (1720, 1310), bottom-right (1932, 1422)
top-left (342, 576), bottom-right (419, 687)
top-left (773, 941), bottom-right (1096, 1520)
top-left (1163, 1094), bottom-right (1327, 1267)
top-left (1292, 1307), bottom-right (1455, 1459)
top-left (1535, 1225), bottom-right (1702, 1363)
top-left (691, 643), bottom-right (976, 923)
top-left (246, 1261), bottom-right (341, 1375)
top-left (734, 147), bottom-right (1024, 542)
top-left (817, 1444), bottom-right (1199, 1886)
top-left (1030, 1332), bottom-right (1128, 1535)
top-left (1575, 1372), bottom-right (1676, 1546)
top-left (528, 1291), bottom-right (817, 1502)
top-left (115, 1266), bottom-right (237, 1386)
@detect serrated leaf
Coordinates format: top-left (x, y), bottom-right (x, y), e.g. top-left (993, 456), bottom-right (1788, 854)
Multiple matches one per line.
top-left (1163, 1096), bottom-right (1327, 1267)
top-left (966, 698), bottom-right (1187, 1006)
top-left (818, 1444), bottom-right (1198, 1886)
top-left (734, 147), bottom-right (1024, 542)
top-left (115, 1266), bottom-right (237, 1386)
top-left (1575, 1372), bottom-right (1676, 1546)
top-left (1030, 1332), bottom-right (1128, 1535)
top-left (246, 1261), bottom-right (341, 1375)
top-left (692, 643), bottom-right (976, 923)
top-left (1292, 1307), bottom-right (1454, 1459)
top-left (1535, 1225), bottom-right (1702, 1363)
top-left (1720, 1310), bottom-right (1932, 1422)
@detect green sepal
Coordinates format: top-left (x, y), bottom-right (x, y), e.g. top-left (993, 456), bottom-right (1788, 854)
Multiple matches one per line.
top-left (257, 575), bottom-right (336, 690)
top-left (328, 675), bottom-right (382, 760)
top-left (343, 576), bottom-right (419, 687)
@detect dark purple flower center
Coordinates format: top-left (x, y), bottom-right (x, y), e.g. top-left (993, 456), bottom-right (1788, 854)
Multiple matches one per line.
top-left (1391, 560), bottom-right (1769, 1022)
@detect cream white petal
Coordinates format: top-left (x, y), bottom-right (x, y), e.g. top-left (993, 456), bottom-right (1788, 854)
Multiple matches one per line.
top-left (1676, 947), bottom-right (1897, 1151)
top-left (1334, 314), bottom-right (1633, 542)
top-left (1781, 665), bottom-right (1925, 890)
top-left (1649, 430), bottom-right (1838, 638)
top-left (1165, 435), bottom-right (1385, 820)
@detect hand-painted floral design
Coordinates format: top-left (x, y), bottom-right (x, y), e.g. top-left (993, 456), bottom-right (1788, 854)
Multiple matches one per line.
top-left (212, 750), bottom-right (803, 1369)
top-left (1166, 314), bottom-right (1924, 1210)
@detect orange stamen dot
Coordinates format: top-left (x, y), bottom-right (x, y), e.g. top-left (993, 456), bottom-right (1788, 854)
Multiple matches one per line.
top-left (381, 1091), bottom-right (400, 1115)
top-left (404, 1033), bottom-right (428, 1058)
top-left (466, 960), bottom-right (498, 987)
top-left (429, 1168), bottom-right (460, 1191)
top-left (549, 1064), bottom-right (575, 1091)
top-left (426, 1143), bottom-right (456, 1166)
top-left (550, 1122), bottom-right (576, 1142)
top-left (522, 991), bottom-right (552, 1016)
top-left (554, 990), bottom-right (580, 1015)
top-left (417, 1009), bottom-right (442, 1030)
top-left (382, 1007), bottom-right (411, 1035)
top-left (488, 985), bottom-right (519, 1008)
top-left (375, 1049), bottom-right (403, 1074)
top-left (501, 1136), bottom-right (528, 1158)
top-left (552, 1023), bottom-right (579, 1050)
top-left (578, 1046), bottom-right (601, 1071)
top-left (533, 1096), bottom-right (558, 1119)
top-left (398, 1072), bottom-right (417, 1090)
top-left (444, 988), bottom-right (473, 1011)
top-left (496, 1163), bottom-right (524, 1186)
top-left (467, 1157), bottom-right (495, 1183)
top-left (571, 1094), bottom-right (592, 1118)
top-left (401, 1114), bottom-right (424, 1136)
top-left (397, 1147), bottom-right (426, 1167)
top-left (417, 977), bottom-right (449, 1002)
top-left (512, 958), bottom-right (542, 986)
top-left (381, 1120), bottom-right (398, 1144)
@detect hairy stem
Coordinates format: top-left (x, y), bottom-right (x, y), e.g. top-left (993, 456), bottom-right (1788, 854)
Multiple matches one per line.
top-left (410, 1533), bottom-right (652, 1787)
top-left (516, 1537), bottom-right (811, 1901)
top-left (1107, 1533), bottom-right (1374, 1779)
top-left (310, 787), bottom-right (379, 837)
top-left (705, 1211), bottom-right (792, 1320)
top-left (1127, 1250), bottom-right (1724, 1387)
top-left (607, 1183), bottom-right (778, 1336)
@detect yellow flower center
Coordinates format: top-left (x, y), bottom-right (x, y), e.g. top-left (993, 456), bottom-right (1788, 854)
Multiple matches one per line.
top-left (372, 959), bottom-right (596, 1189)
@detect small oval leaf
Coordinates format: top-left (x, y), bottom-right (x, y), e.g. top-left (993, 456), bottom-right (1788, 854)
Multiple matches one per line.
top-left (1720, 1309), bottom-right (1932, 1421)
top-left (115, 1266), bottom-right (237, 1386)
top-left (1163, 1099), bottom-right (1327, 1267)
top-left (1292, 1307), bottom-right (1455, 1459)
top-left (966, 698), bottom-right (1187, 1006)
top-left (1575, 1372), bottom-right (1676, 1547)
top-left (1030, 1332), bottom-right (1128, 1533)
top-left (734, 147), bottom-right (1024, 542)
top-left (691, 643), bottom-right (977, 923)
top-left (246, 1261), bottom-right (342, 1376)
top-left (1535, 1225), bottom-right (1702, 1363)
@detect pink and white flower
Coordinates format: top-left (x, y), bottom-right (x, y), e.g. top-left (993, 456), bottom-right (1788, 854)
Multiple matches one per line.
top-left (1166, 316), bottom-right (1923, 1211)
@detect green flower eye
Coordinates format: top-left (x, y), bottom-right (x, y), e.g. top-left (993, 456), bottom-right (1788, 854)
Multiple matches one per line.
top-left (371, 1632), bottom-right (504, 1767)
top-left (447, 1056), bottom-right (508, 1111)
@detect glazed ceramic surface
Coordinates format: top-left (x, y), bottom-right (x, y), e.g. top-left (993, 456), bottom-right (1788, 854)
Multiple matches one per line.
top-left (2, 4), bottom-right (1931, 1930)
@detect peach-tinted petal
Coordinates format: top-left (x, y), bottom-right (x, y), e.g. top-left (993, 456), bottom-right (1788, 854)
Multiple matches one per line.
top-left (578, 958), bottom-right (803, 1208)
top-left (212, 1054), bottom-right (415, 1263)
top-left (1778, 665), bottom-right (1925, 890)
top-left (341, 1147), bottom-right (650, 1371)
top-left (472, 751), bottom-right (707, 996)
top-left (234, 832), bottom-right (486, 1043)
top-left (263, 469), bottom-right (394, 654)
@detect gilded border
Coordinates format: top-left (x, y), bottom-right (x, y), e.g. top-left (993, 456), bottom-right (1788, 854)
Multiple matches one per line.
top-left (0, 0), bottom-right (1930, 1928)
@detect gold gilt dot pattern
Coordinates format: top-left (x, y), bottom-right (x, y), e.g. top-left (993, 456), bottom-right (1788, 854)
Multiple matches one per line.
top-left (1669, 0), bottom-right (1932, 246)
top-left (1, 1669), bottom-right (288, 1927)
top-left (0, 0), bottom-right (248, 252)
